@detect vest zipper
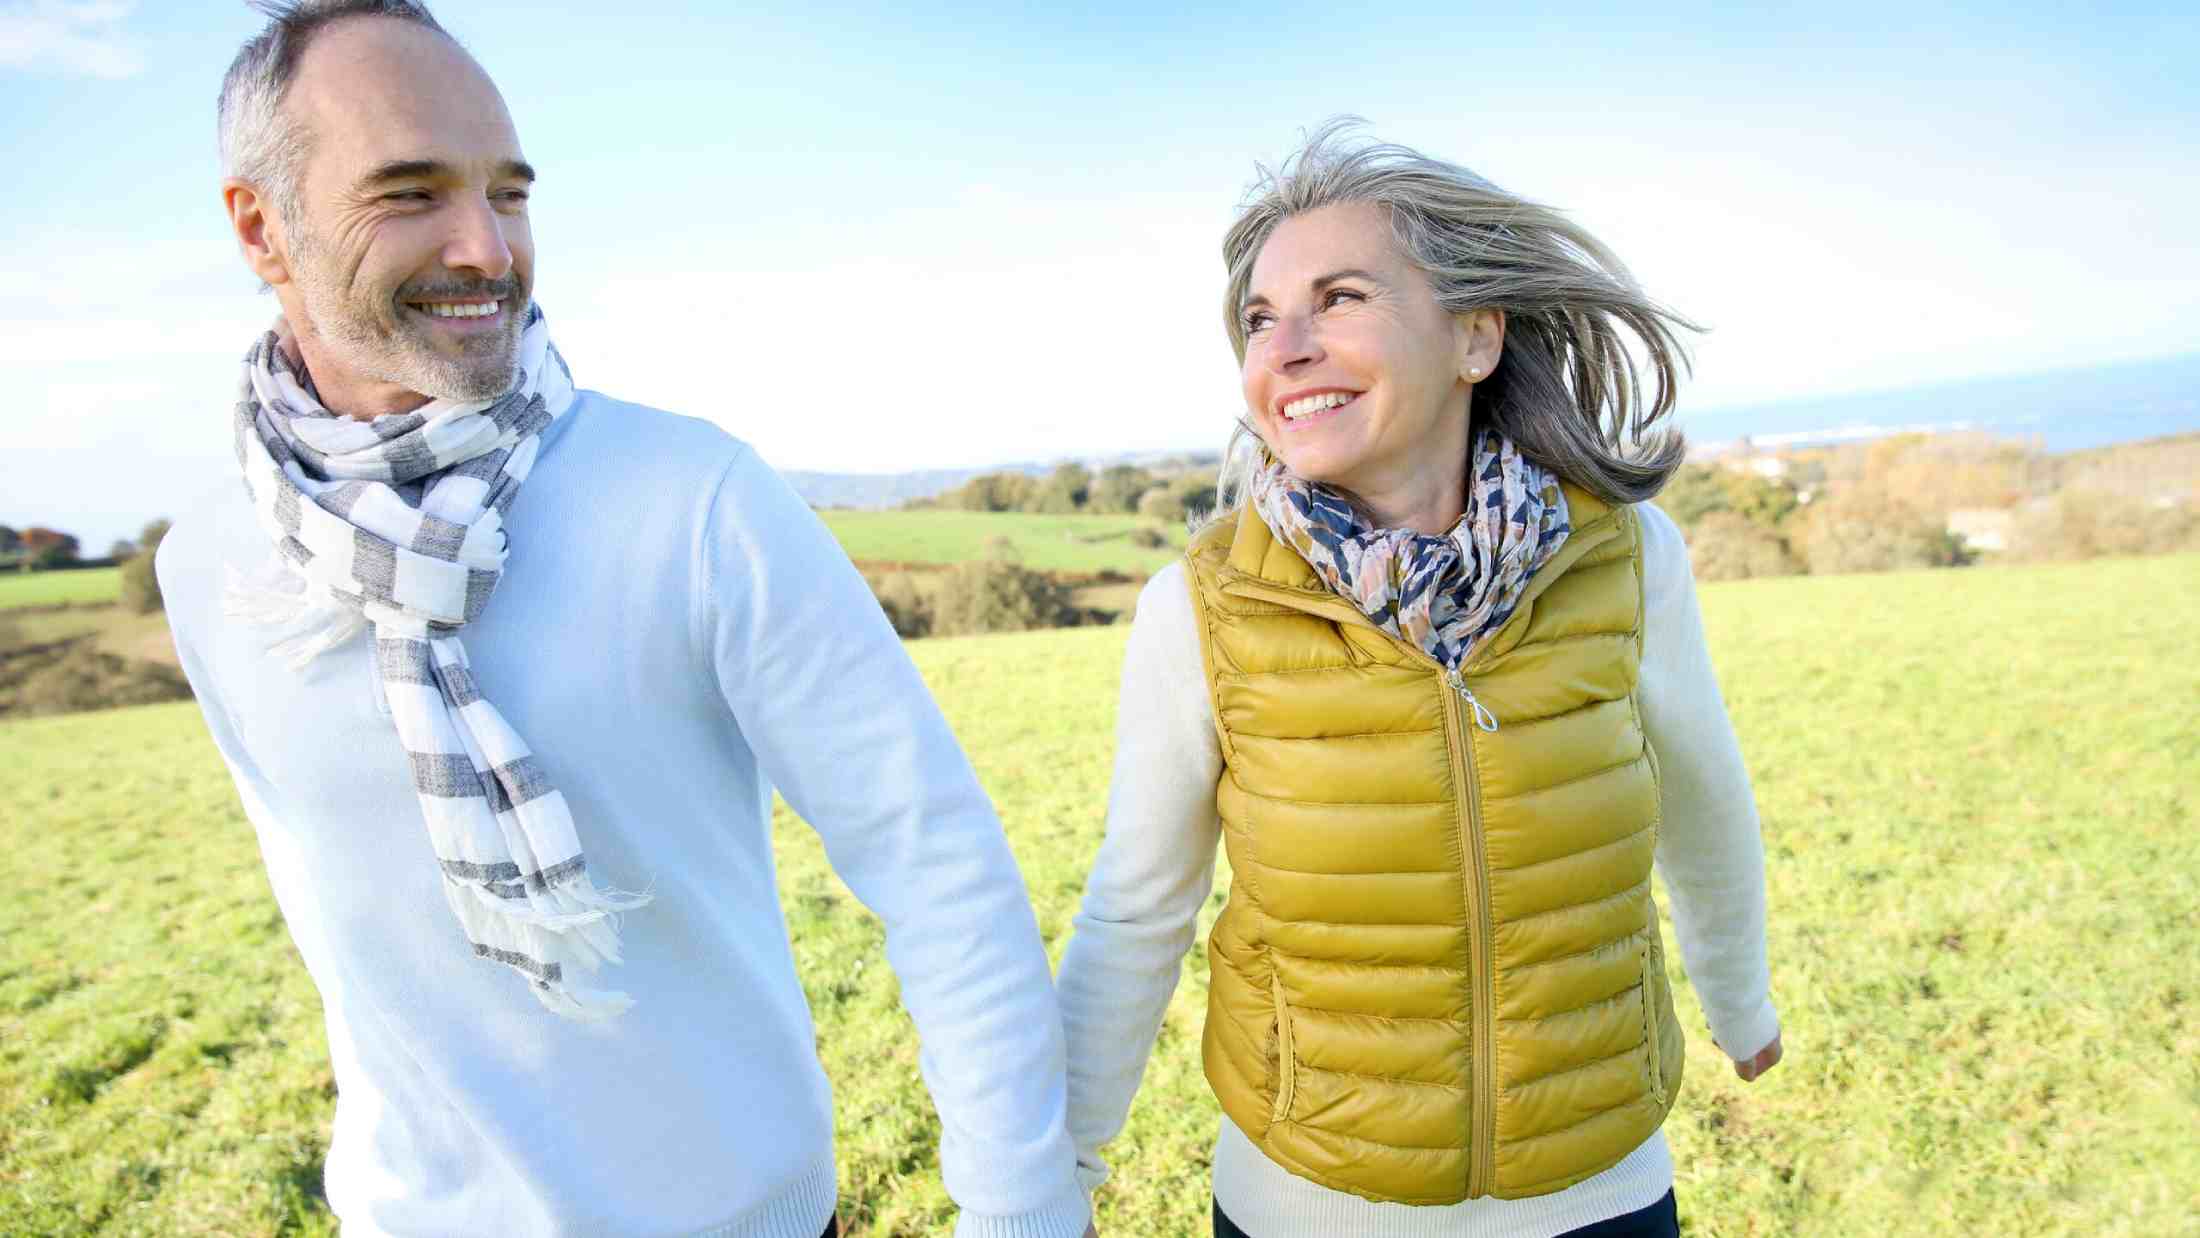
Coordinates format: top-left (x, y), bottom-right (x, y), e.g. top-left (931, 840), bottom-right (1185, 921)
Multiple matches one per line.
top-left (1436, 662), bottom-right (1498, 1198)
top-left (1213, 570), bottom-right (1505, 1195)
top-left (1445, 669), bottom-right (1499, 731)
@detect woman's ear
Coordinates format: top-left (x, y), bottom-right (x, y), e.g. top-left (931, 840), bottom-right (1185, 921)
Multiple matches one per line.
top-left (1457, 307), bottom-right (1506, 382)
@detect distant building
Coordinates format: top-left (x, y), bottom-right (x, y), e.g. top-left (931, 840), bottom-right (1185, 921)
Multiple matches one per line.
top-left (1947, 507), bottom-right (2015, 553)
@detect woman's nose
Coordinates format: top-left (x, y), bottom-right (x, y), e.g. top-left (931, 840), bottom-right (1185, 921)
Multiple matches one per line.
top-left (1266, 313), bottom-right (1322, 372)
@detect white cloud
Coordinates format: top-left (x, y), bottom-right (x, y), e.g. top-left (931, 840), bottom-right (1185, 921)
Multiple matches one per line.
top-left (0, 0), bottom-right (141, 80)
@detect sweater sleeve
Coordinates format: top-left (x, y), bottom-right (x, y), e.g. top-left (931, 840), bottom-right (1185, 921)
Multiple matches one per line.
top-left (694, 447), bottom-right (1088, 1238)
top-left (1054, 563), bottom-right (1225, 1193)
top-left (1633, 503), bottom-right (1781, 1063)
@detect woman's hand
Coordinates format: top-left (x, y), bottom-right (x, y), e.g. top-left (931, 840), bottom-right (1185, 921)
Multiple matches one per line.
top-left (1732, 1032), bottom-right (1782, 1082)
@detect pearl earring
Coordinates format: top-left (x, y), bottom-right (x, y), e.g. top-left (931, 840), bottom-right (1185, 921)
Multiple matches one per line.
top-left (1467, 365), bottom-right (1484, 380)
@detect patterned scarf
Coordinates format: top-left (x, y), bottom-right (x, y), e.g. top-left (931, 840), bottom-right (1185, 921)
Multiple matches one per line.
top-left (227, 305), bottom-right (647, 1021)
top-left (1249, 427), bottom-right (1572, 676)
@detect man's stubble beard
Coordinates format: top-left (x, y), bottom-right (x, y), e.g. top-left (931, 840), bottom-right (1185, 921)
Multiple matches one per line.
top-left (284, 209), bottom-right (528, 405)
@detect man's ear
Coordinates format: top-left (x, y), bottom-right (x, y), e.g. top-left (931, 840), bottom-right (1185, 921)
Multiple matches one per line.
top-left (1455, 306), bottom-right (1506, 383)
top-left (224, 180), bottom-right (292, 287)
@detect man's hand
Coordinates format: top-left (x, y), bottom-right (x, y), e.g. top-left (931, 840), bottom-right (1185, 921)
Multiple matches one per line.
top-left (1732, 1032), bottom-right (1783, 1082)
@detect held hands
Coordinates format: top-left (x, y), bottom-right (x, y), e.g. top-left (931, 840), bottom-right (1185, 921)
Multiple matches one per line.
top-left (1731, 1032), bottom-right (1783, 1082)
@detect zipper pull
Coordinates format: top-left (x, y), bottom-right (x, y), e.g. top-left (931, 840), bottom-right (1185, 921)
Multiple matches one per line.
top-left (1446, 669), bottom-right (1499, 732)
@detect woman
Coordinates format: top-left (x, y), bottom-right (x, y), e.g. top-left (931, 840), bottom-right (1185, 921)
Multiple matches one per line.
top-left (1056, 124), bottom-right (1782, 1238)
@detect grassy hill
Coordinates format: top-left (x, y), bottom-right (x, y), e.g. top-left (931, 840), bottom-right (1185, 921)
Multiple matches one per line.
top-left (820, 509), bottom-right (1186, 575)
top-left (3, 554), bottom-right (2196, 1234)
top-left (0, 567), bottom-right (121, 610)
top-left (0, 512), bottom-right (1183, 619)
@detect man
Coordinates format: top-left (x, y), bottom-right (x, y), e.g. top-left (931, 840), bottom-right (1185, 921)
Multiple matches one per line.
top-left (158, 3), bottom-right (1092, 1235)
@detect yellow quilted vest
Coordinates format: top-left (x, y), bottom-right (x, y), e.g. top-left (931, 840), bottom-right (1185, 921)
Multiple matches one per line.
top-left (1184, 486), bottom-right (1684, 1204)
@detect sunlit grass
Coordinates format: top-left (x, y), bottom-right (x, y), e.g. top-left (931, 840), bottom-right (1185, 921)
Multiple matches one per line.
top-left (0, 568), bottom-right (121, 611)
top-left (821, 510), bottom-right (1184, 574)
top-left (4, 554), bottom-right (2195, 1234)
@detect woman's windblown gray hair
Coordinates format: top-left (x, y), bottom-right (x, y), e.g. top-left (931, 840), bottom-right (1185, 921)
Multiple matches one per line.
top-left (1214, 119), bottom-right (1697, 515)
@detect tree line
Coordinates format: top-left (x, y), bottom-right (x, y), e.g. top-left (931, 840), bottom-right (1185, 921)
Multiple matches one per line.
top-left (1660, 432), bottom-right (2200, 581)
top-left (1, 520), bottom-right (171, 613)
top-left (910, 462), bottom-right (1220, 524)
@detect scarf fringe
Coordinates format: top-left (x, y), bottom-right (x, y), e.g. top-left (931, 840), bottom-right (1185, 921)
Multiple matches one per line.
top-left (222, 562), bottom-right (369, 670)
top-left (442, 874), bottom-right (651, 1020)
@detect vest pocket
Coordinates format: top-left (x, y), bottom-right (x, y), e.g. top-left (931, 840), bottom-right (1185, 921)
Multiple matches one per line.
top-left (1639, 935), bottom-right (1667, 1107)
top-left (1268, 968), bottom-right (1297, 1128)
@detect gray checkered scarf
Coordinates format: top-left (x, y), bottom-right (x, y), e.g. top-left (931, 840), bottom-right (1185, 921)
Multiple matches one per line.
top-left (227, 305), bottom-right (648, 1021)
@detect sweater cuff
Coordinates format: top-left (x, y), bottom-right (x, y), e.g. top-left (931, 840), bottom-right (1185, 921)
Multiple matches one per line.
top-left (953, 1182), bottom-right (1092, 1238)
top-left (1709, 996), bottom-right (1781, 1064)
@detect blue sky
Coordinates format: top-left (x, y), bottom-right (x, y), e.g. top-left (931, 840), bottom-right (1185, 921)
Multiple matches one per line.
top-left (4, 0), bottom-right (2197, 549)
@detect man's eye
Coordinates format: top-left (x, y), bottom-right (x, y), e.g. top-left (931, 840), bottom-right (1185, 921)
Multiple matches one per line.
top-left (385, 190), bottom-right (432, 203)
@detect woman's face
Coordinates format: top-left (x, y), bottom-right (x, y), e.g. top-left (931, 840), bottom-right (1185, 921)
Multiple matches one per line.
top-left (1239, 202), bottom-right (1498, 516)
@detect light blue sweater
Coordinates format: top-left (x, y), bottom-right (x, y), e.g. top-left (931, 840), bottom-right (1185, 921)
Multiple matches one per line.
top-left (159, 393), bottom-right (1089, 1238)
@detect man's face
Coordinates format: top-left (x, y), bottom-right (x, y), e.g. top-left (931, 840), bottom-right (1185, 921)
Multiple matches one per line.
top-left (274, 18), bottom-right (535, 405)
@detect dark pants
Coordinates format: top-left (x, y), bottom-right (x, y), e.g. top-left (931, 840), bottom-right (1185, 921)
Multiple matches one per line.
top-left (1213, 1189), bottom-right (1679, 1237)
top-left (821, 1216), bottom-right (839, 1238)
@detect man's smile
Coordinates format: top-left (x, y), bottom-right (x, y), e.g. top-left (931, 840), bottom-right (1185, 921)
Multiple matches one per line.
top-left (412, 299), bottom-right (501, 319)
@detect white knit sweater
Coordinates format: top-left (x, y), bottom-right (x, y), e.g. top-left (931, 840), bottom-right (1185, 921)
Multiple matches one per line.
top-left (159, 395), bottom-right (1090, 1238)
top-left (1056, 502), bottom-right (1779, 1237)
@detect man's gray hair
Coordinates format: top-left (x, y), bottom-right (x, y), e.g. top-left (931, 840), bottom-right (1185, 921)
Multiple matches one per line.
top-left (218, 0), bottom-right (452, 219)
top-left (1214, 119), bottom-right (1697, 514)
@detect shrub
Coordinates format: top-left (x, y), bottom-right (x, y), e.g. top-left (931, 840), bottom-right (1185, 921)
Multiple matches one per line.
top-left (1135, 487), bottom-right (1183, 522)
top-left (1127, 527), bottom-right (1167, 550)
top-left (1031, 463), bottom-right (1091, 514)
top-left (1654, 463), bottom-right (1799, 535)
top-left (863, 569), bottom-right (934, 638)
top-left (1685, 512), bottom-right (1800, 582)
top-left (2009, 493), bottom-right (2199, 562)
top-left (117, 520), bottom-right (171, 614)
top-left (930, 559), bottom-right (1070, 637)
top-left (1136, 477), bottom-right (1219, 526)
top-left (1087, 465), bottom-right (1155, 514)
top-left (120, 554), bottom-right (163, 614)
top-left (1794, 484), bottom-right (1962, 575)
top-left (945, 472), bottom-right (1038, 512)
top-left (1172, 479), bottom-right (1219, 523)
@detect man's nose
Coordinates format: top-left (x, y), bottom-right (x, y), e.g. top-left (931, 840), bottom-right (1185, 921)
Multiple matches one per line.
top-left (442, 195), bottom-right (514, 280)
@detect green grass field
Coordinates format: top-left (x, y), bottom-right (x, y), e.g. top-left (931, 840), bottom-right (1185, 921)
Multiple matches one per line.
top-left (821, 510), bottom-right (1186, 574)
top-left (0, 568), bottom-right (122, 611)
top-left (3, 555), bottom-right (2196, 1235)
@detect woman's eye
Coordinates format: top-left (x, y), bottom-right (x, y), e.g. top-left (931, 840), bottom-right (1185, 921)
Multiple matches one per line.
top-left (1242, 311), bottom-right (1274, 334)
top-left (1322, 288), bottom-right (1364, 309)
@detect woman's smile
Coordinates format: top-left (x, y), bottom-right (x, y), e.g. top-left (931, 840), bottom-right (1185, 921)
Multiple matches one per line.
top-left (1275, 387), bottom-right (1363, 431)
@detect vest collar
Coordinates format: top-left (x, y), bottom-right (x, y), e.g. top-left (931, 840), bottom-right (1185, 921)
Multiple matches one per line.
top-left (1212, 482), bottom-right (1629, 673)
